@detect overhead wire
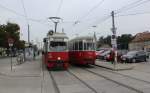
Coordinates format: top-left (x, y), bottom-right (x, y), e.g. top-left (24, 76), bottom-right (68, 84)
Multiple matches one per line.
top-left (0, 2), bottom-right (49, 24)
top-left (56, 0), bottom-right (63, 17)
top-left (20, 0), bottom-right (29, 24)
top-left (117, 11), bottom-right (150, 17)
top-left (82, 0), bottom-right (150, 27)
top-left (80, 15), bottom-right (111, 33)
top-left (0, 3), bottom-right (25, 17)
top-left (94, 0), bottom-right (150, 25)
top-left (79, 0), bottom-right (105, 21)
top-left (116, 0), bottom-right (144, 13)
top-left (67, 0), bottom-right (107, 36)
top-left (84, 0), bottom-right (145, 35)
top-left (67, 0), bottom-right (105, 33)
top-left (74, 0), bottom-right (105, 25)
top-left (116, 0), bottom-right (150, 14)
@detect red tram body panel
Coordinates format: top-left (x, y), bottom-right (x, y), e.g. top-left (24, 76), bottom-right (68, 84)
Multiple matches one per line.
top-left (44, 52), bottom-right (69, 69)
top-left (69, 36), bottom-right (96, 65)
top-left (69, 51), bottom-right (96, 65)
top-left (42, 32), bottom-right (69, 70)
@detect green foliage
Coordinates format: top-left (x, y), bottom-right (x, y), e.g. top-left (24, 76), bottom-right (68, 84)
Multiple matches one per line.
top-left (97, 35), bottom-right (111, 47)
top-left (97, 34), bottom-right (134, 49)
top-left (0, 22), bottom-right (25, 49)
top-left (117, 34), bottom-right (133, 49)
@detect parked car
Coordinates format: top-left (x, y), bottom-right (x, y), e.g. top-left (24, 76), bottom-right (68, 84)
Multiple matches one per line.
top-left (106, 50), bottom-right (124, 62)
top-left (96, 49), bottom-right (105, 59)
top-left (121, 51), bottom-right (147, 63)
top-left (98, 50), bottom-right (111, 60)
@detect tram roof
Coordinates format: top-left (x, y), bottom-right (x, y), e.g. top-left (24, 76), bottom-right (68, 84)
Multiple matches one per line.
top-left (47, 32), bottom-right (68, 39)
top-left (70, 36), bottom-right (95, 42)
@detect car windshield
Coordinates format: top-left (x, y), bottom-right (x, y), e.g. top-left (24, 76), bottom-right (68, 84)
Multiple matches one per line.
top-left (126, 51), bottom-right (137, 56)
top-left (101, 50), bottom-right (110, 55)
top-left (49, 41), bottom-right (67, 52)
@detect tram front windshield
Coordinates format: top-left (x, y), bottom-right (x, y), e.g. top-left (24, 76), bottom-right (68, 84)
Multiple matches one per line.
top-left (49, 41), bottom-right (67, 52)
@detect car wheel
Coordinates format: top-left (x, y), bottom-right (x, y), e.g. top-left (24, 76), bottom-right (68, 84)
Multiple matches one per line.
top-left (132, 59), bottom-right (136, 63)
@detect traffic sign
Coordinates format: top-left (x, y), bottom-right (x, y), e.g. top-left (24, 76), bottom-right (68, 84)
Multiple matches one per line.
top-left (111, 38), bottom-right (116, 45)
top-left (8, 38), bottom-right (14, 47)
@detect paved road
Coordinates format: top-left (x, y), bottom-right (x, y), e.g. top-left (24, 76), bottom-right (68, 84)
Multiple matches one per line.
top-left (1, 57), bottom-right (150, 93)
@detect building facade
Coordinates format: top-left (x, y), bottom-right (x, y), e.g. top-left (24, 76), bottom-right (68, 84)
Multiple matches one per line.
top-left (129, 31), bottom-right (150, 52)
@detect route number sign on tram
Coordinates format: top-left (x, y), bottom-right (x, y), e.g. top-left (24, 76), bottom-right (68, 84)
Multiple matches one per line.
top-left (8, 38), bottom-right (14, 47)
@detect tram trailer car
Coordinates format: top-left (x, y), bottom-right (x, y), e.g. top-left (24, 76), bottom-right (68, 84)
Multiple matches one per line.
top-left (69, 36), bottom-right (96, 65)
top-left (42, 32), bottom-right (69, 70)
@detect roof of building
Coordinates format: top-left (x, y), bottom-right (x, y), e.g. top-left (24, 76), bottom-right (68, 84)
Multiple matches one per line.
top-left (132, 31), bottom-right (150, 42)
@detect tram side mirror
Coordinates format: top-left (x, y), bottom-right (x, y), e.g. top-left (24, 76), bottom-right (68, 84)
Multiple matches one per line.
top-left (43, 38), bottom-right (46, 43)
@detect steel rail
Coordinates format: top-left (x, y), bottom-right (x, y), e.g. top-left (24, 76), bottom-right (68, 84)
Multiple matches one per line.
top-left (83, 67), bottom-right (143, 93)
top-left (94, 64), bottom-right (150, 84)
top-left (67, 70), bottom-right (98, 93)
top-left (49, 71), bottom-right (60, 93)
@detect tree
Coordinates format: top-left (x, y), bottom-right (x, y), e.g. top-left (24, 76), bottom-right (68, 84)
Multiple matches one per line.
top-left (117, 34), bottom-right (133, 49)
top-left (97, 34), bottom-right (133, 50)
top-left (0, 25), bottom-right (7, 47)
top-left (97, 35), bottom-right (111, 48)
top-left (0, 22), bottom-right (25, 49)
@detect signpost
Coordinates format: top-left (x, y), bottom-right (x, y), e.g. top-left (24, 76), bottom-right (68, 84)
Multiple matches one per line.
top-left (8, 38), bottom-right (14, 71)
top-left (111, 11), bottom-right (117, 69)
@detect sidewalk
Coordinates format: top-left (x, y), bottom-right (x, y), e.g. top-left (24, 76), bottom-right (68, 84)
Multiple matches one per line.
top-left (95, 60), bottom-right (135, 71)
top-left (0, 57), bottom-right (41, 76)
top-left (0, 57), bottom-right (42, 93)
top-left (0, 56), bottom-right (56, 93)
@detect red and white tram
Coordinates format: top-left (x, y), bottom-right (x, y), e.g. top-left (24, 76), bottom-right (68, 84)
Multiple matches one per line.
top-left (42, 32), bottom-right (69, 70)
top-left (69, 36), bottom-right (96, 65)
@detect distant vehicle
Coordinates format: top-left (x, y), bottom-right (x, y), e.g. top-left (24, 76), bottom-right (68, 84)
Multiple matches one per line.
top-left (42, 32), bottom-right (69, 70)
top-left (98, 50), bottom-right (111, 60)
top-left (106, 50), bottom-right (123, 62)
top-left (121, 51), bottom-right (147, 63)
top-left (96, 49), bottom-right (105, 59)
top-left (69, 36), bottom-right (96, 65)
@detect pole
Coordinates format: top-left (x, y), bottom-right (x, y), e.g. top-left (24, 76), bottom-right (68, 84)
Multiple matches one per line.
top-left (10, 46), bottom-right (12, 71)
top-left (111, 11), bottom-right (117, 69)
top-left (28, 24), bottom-right (30, 43)
top-left (54, 22), bottom-right (58, 33)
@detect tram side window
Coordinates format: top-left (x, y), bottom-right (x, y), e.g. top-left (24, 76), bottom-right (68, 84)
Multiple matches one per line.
top-left (87, 43), bottom-right (93, 50)
top-left (79, 41), bottom-right (83, 50)
top-left (73, 43), bottom-right (74, 50)
top-left (84, 42), bottom-right (95, 50)
top-left (75, 42), bottom-right (78, 50)
top-left (70, 43), bottom-right (73, 51)
top-left (84, 43), bottom-right (87, 50)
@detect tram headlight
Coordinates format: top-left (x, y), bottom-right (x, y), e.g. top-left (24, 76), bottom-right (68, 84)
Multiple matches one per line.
top-left (57, 57), bottom-right (61, 60)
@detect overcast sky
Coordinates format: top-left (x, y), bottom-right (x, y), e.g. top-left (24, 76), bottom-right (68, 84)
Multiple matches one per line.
top-left (0, 0), bottom-right (150, 44)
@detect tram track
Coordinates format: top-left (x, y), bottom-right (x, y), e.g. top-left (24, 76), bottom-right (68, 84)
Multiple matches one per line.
top-left (69, 66), bottom-right (142, 93)
top-left (49, 71), bottom-right (60, 93)
top-left (82, 67), bottom-right (143, 93)
top-left (94, 64), bottom-right (150, 85)
top-left (48, 65), bottom-right (149, 93)
top-left (67, 70), bottom-right (98, 93)
top-left (49, 70), bottom-right (99, 93)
